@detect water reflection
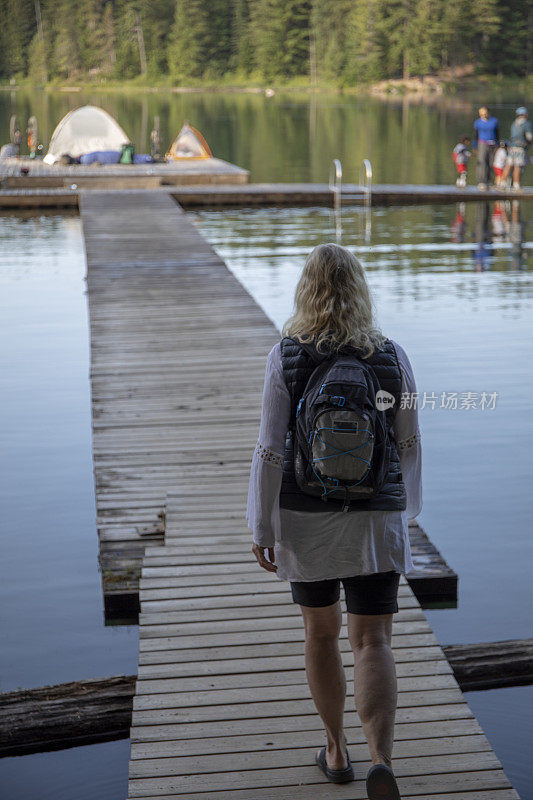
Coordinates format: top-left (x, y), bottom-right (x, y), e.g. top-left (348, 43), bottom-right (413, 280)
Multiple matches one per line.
top-left (471, 201), bottom-right (527, 272)
top-left (508, 202), bottom-right (526, 271)
top-left (331, 201), bottom-right (529, 275)
top-left (474, 203), bottom-right (492, 271)
top-left (451, 203), bottom-right (467, 243)
top-left (332, 204), bottom-right (372, 244)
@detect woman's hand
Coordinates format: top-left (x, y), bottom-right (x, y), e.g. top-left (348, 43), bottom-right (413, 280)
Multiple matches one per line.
top-left (252, 543), bottom-right (277, 572)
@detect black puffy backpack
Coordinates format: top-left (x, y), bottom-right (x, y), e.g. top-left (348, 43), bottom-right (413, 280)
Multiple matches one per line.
top-left (293, 343), bottom-right (394, 512)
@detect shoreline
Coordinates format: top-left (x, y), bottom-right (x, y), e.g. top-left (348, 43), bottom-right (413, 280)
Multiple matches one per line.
top-left (1, 70), bottom-right (531, 101)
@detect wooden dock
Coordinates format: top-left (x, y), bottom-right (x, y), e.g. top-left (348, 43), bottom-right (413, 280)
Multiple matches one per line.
top-left (82, 189), bottom-right (277, 621)
top-left (129, 506), bottom-right (515, 800)
top-left (0, 157), bottom-right (249, 189)
top-left (172, 182), bottom-right (533, 206)
top-left (82, 189), bottom-right (455, 621)
top-left (2, 181), bottom-right (533, 210)
top-left (79, 190), bottom-right (517, 799)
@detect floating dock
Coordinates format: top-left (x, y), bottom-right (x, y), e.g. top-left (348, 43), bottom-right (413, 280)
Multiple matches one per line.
top-left (78, 190), bottom-right (516, 800)
top-left (173, 182), bottom-right (533, 206)
top-left (2, 181), bottom-right (533, 209)
top-left (0, 157), bottom-right (249, 189)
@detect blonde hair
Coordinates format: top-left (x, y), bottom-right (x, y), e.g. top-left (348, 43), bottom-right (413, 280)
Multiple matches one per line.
top-left (479, 106), bottom-right (489, 119)
top-left (282, 243), bottom-right (386, 357)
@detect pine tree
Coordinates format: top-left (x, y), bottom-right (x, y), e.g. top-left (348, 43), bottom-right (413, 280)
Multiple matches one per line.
top-left (408, 0), bottom-right (440, 75)
top-left (310, 0), bottom-right (352, 83)
top-left (113, 0), bottom-right (144, 78)
top-left (167, 0), bottom-right (233, 81)
top-left (284, 0), bottom-right (311, 77)
top-left (4, 0), bottom-right (36, 77)
top-left (167, 0), bottom-right (211, 80)
top-left (27, 32), bottom-right (47, 83)
top-left (438, 0), bottom-right (499, 67)
top-left (141, 0), bottom-right (174, 77)
top-left (249, 0), bottom-right (311, 80)
top-left (346, 0), bottom-right (387, 84)
top-left (248, 0), bottom-right (284, 79)
top-left (231, 0), bottom-right (253, 74)
top-left (101, 2), bottom-right (116, 74)
top-left (0, 0), bottom-right (9, 78)
top-left (204, 0), bottom-right (234, 79)
top-left (52, 0), bottom-right (82, 78)
top-left (77, 0), bottom-right (107, 73)
top-left (379, 0), bottom-right (419, 79)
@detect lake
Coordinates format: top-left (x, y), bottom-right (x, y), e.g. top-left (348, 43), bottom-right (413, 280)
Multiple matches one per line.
top-left (0, 89), bottom-right (532, 800)
top-left (0, 86), bottom-right (529, 184)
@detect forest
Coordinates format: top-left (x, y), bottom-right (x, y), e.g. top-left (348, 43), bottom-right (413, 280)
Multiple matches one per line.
top-left (0, 0), bottom-right (531, 87)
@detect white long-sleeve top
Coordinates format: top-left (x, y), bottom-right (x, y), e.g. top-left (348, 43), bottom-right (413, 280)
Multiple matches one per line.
top-left (246, 340), bottom-right (422, 582)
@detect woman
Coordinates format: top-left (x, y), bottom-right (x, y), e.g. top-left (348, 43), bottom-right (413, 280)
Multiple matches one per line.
top-left (247, 243), bottom-right (422, 799)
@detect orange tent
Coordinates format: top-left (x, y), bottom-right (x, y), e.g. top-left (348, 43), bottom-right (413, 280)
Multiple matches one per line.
top-left (166, 123), bottom-right (212, 160)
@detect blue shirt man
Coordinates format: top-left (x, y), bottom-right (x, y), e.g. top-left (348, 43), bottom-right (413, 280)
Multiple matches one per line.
top-left (473, 112), bottom-right (499, 147)
top-left (473, 107), bottom-right (499, 188)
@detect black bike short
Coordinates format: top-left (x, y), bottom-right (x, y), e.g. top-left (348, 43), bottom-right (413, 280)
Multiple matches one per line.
top-left (290, 570), bottom-right (400, 615)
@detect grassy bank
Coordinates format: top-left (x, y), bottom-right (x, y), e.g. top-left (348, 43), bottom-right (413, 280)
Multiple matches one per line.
top-left (2, 68), bottom-right (532, 101)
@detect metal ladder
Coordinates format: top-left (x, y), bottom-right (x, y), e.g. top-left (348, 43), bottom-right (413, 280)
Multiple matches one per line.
top-left (329, 157), bottom-right (373, 210)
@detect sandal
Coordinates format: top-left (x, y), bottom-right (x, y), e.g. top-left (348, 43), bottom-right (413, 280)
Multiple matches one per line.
top-left (315, 745), bottom-right (355, 783)
top-left (366, 763), bottom-right (400, 799)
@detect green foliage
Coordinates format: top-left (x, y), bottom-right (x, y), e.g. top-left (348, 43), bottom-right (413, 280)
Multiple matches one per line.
top-left (51, 0), bottom-right (81, 79)
top-left (231, 0), bottom-right (253, 74)
top-left (483, 0), bottom-right (528, 75)
top-left (27, 33), bottom-right (48, 85)
top-left (310, 0), bottom-right (351, 82)
top-left (3, 0), bottom-right (36, 77)
top-left (347, 0), bottom-right (387, 84)
top-left (249, 0), bottom-right (310, 80)
top-left (0, 0), bottom-right (529, 84)
top-left (167, 0), bottom-right (233, 81)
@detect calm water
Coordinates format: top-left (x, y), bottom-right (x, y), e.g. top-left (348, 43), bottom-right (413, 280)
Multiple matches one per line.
top-left (0, 87), bottom-right (531, 184)
top-left (1, 89), bottom-right (532, 799)
top-left (0, 213), bottom-right (138, 799)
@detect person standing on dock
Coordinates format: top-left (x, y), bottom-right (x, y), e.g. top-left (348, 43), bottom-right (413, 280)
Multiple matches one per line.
top-left (248, 243), bottom-right (422, 799)
top-left (473, 106), bottom-right (499, 190)
top-left (501, 107), bottom-right (532, 190)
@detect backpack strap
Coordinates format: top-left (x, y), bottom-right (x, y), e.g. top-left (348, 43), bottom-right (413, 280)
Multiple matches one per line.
top-left (288, 337), bottom-right (329, 365)
top-left (281, 338), bottom-right (330, 427)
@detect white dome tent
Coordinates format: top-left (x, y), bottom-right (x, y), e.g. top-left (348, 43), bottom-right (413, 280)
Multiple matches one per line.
top-left (43, 105), bottom-right (130, 164)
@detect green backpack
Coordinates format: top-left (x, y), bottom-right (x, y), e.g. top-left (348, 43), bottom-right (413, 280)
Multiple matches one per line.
top-left (119, 143), bottom-right (135, 164)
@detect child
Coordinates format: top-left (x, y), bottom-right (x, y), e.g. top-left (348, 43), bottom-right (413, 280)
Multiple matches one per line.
top-left (452, 136), bottom-right (471, 187)
top-left (493, 141), bottom-right (507, 186)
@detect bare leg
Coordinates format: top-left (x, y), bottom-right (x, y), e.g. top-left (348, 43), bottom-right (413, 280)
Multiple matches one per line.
top-left (348, 613), bottom-right (397, 767)
top-left (300, 602), bottom-right (348, 769)
top-left (513, 165), bottom-right (521, 187)
top-left (502, 163), bottom-right (511, 185)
